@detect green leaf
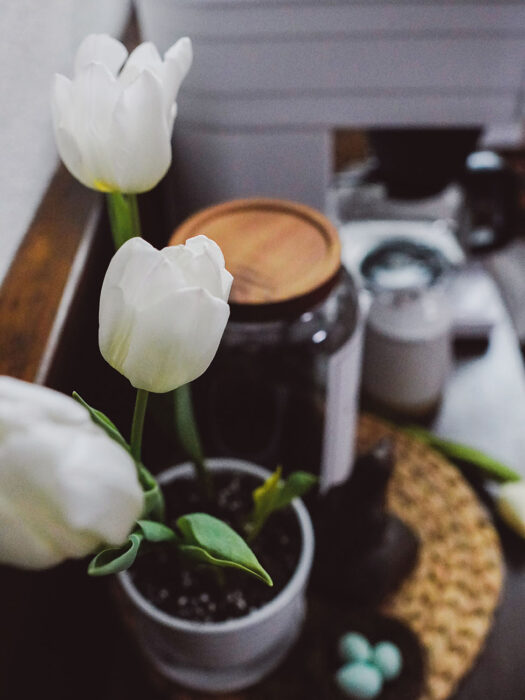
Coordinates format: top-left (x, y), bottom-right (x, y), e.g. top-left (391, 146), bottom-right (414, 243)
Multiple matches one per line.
top-left (403, 426), bottom-right (521, 483)
top-left (87, 533), bottom-right (143, 577)
top-left (73, 392), bottom-right (129, 452)
top-left (73, 393), bottom-right (166, 517)
top-left (273, 471), bottom-right (318, 510)
top-left (252, 466), bottom-right (282, 526)
top-left (177, 513), bottom-right (273, 586)
top-left (137, 520), bottom-right (178, 543)
top-left (247, 468), bottom-right (317, 540)
top-left (138, 465), bottom-right (165, 521)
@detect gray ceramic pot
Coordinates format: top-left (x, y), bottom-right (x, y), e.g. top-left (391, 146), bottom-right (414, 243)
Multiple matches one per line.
top-left (116, 458), bottom-right (315, 693)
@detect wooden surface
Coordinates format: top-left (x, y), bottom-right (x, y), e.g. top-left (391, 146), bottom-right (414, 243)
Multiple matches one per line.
top-left (170, 198), bottom-right (341, 305)
top-left (0, 166), bottom-right (100, 383)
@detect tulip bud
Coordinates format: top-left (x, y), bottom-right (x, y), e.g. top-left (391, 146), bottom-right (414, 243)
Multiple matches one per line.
top-left (99, 235), bottom-right (233, 393)
top-left (497, 481), bottom-right (525, 538)
top-left (51, 33), bottom-right (192, 193)
top-left (0, 377), bottom-right (143, 569)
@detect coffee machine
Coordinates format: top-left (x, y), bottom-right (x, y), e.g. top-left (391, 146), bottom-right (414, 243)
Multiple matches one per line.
top-left (135, 0), bottom-right (525, 217)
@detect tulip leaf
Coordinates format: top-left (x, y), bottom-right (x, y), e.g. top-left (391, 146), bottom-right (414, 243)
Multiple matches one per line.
top-left (273, 471), bottom-right (318, 510)
top-left (72, 393), bottom-right (166, 517)
top-left (73, 392), bottom-right (129, 452)
top-left (177, 513), bottom-right (273, 586)
top-left (138, 464), bottom-right (165, 521)
top-left (251, 466), bottom-right (283, 533)
top-left (403, 425), bottom-right (521, 483)
top-left (173, 384), bottom-right (205, 466)
top-left (88, 533), bottom-right (143, 577)
top-left (137, 520), bottom-right (178, 543)
top-left (173, 384), bottom-right (213, 499)
top-left (246, 468), bottom-right (317, 541)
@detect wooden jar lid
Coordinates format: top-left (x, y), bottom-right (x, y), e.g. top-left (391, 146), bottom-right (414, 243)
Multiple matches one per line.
top-left (169, 198), bottom-right (341, 305)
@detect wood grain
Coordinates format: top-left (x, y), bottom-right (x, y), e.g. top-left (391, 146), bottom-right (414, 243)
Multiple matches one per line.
top-left (170, 198), bottom-right (341, 305)
top-left (0, 166), bottom-right (101, 383)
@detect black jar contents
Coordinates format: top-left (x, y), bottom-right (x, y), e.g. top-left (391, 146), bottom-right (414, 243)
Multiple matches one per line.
top-left (192, 268), bottom-right (359, 483)
top-left (129, 471), bottom-right (301, 623)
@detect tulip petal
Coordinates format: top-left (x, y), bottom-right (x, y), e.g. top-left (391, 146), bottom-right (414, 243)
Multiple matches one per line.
top-left (167, 102), bottom-right (178, 136)
top-left (54, 124), bottom-right (93, 188)
top-left (70, 62), bottom-right (121, 190)
top-left (53, 35), bottom-right (192, 193)
top-left (100, 237), bottom-right (161, 308)
top-left (0, 429), bottom-right (101, 567)
top-left (99, 239), bottom-right (161, 371)
top-left (51, 74), bottom-right (73, 130)
top-left (0, 378), bottom-right (143, 569)
top-left (110, 70), bottom-right (171, 193)
top-left (163, 238), bottom-right (232, 301)
top-left (118, 41), bottom-right (164, 87)
top-left (99, 285), bottom-right (134, 373)
top-left (0, 376), bottom-right (87, 425)
top-left (121, 288), bottom-right (230, 393)
top-left (51, 75), bottom-right (91, 187)
top-left (136, 256), bottom-right (189, 309)
top-left (164, 37), bottom-right (193, 105)
top-left (74, 33), bottom-right (128, 77)
top-left (0, 493), bottom-right (69, 569)
top-left (58, 431), bottom-right (143, 545)
top-left (98, 236), bottom-right (232, 393)
top-left (183, 235), bottom-right (233, 300)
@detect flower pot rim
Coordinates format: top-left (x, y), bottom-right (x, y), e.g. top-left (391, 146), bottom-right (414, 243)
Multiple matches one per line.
top-left (117, 457), bottom-right (314, 634)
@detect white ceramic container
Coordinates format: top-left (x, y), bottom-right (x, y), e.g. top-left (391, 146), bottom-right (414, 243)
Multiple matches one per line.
top-left (362, 286), bottom-right (452, 416)
top-left (117, 458), bottom-right (314, 693)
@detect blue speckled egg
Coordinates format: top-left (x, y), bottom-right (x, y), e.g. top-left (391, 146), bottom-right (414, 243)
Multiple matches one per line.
top-left (336, 662), bottom-right (383, 698)
top-left (373, 641), bottom-right (403, 680)
top-left (338, 632), bottom-right (372, 663)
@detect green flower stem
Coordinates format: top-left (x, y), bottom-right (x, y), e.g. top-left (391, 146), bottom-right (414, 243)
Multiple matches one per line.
top-left (106, 192), bottom-right (142, 249)
top-left (174, 383), bottom-right (213, 500)
top-left (130, 389), bottom-right (149, 463)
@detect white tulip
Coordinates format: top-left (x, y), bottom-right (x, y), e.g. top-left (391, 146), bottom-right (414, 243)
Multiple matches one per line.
top-left (99, 235), bottom-right (233, 393)
top-left (496, 481), bottom-right (525, 538)
top-left (51, 33), bottom-right (193, 193)
top-left (0, 377), bottom-right (143, 569)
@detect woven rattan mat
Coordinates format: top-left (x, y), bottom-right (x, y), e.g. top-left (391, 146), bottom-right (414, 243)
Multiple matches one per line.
top-left (357, 414), bottom-right (504, 700)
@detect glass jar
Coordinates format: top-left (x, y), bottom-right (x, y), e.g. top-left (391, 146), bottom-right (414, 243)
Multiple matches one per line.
top-left (170, 198), bottom-right (363, 491)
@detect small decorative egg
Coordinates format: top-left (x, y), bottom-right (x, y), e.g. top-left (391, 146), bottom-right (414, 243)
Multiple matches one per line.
top-left (336, 662), bottom-right (383, 699)
top-left (338, 632), bottom-right (372, 663)
top-left (373, 641), bottom-right (403, 680)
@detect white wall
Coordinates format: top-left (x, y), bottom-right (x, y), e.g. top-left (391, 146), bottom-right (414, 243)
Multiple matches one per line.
top-left (0, 0), bottom-right (131, 285)
top-left (136, 0), bottom-right (525, 211)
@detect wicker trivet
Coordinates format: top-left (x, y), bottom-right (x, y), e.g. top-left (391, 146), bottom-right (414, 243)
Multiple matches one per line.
top-left (357, 414), bottom-right (504, 700)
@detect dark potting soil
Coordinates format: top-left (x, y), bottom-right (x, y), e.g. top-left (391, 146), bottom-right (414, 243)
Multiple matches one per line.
top-left (130, 471), bottom-right (301, 623)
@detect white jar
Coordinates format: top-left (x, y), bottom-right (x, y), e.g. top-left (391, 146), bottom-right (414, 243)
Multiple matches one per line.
top-left (116, 459), bottom-right (314, 693)
top-left (360, 240), bottom-right (453, 417)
